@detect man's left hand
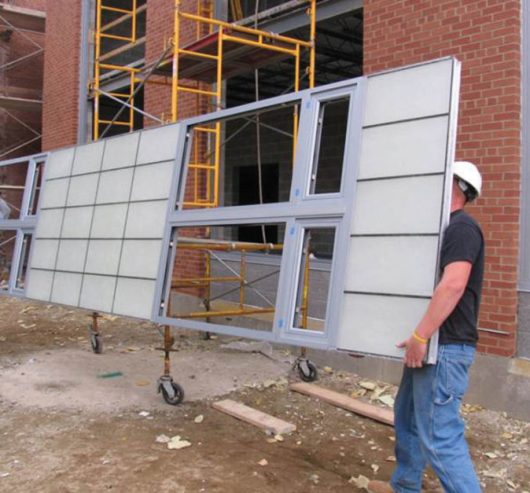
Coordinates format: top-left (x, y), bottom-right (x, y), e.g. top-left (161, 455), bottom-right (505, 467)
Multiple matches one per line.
top-left (397, 336), bottom-right (427, 368)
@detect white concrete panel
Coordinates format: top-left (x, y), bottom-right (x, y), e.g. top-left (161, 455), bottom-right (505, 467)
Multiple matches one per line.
top-left (40, 178), bottom-right (69, 209)
top-left (113, 277), bottom-right (156, 319)
top-left (79, 274), bottom-right (117, 313)
top-left (130, 161), bottom-right (173, 201)
top-left (90, 204), bottom-right (128, 238)
top-left (344, 236), bottom-right (438, 297)
top-left (50, 272), bottom-right (82, 306)
top-left (71, 140), bottom-right (104, 175)
top-left (85, 240), bottom-right (122, 275)
top-left (337, 294), bottom-right (430, 356)
top-left (55, 239), bottom-right (88, 272)
top-left (45, 147), bottom-right (75, 179)
top-left (96, 168), bottom-right (134, 204)
top-left (66, 174), bottom-right (99, 207)
top-left (102, 132), bottom-right (140, 170)
top-left (118, 240), bottom-right (162, 278)
top-left (364, 59), bottom-right (453, 126)
top-left (30, 239), bottom-right (59, 269)
top-left (35, 209), bottom-right (64, 238)
top-left (358, 116), bottom-right (449, 179)
top-left (26, 269), bottom-right (54, 301)
top-left (136, 124), bottom-right (180, 165)
top-left (124, 201), bottom-right (167, 238)
top-left (351, 175), bottom-right (444, 235)
top-left (61, 207), bottom-right (93, 238)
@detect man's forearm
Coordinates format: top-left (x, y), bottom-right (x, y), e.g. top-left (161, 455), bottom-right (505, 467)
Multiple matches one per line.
top-left (415, 281), bottom-right (465, 340)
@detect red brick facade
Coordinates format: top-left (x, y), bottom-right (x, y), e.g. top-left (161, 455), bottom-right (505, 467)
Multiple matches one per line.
top-left (364, 0), bottom-right (521, 356)
top-left (41, 0), bottom-right (81, 150)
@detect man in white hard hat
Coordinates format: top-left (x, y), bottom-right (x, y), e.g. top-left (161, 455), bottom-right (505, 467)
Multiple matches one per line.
top-left (368, 161), bottom-right (485, 493)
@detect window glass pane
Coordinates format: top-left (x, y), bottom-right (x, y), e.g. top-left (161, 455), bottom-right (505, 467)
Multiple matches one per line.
top-left (165, 223), bottom-right (286, 333)
top-left (310, 97), bottom-right (350, 194)
top-left (0, 161), bottom-right (29, 219)
top-left (293, 227), bottom-right (336, 331)
top-left (0, 231), bottom-right (17, 291)
top-left (15, 233), bottom-right (32, 290)
top-left (178, 104), bottom-right (299, 210)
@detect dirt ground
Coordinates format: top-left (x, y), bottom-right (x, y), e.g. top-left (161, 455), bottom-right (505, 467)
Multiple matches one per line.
top-left (0, 297), bottom-right (529, 493)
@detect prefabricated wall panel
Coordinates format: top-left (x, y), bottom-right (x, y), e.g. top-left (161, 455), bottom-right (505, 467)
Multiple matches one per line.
top-left (2, 58), bottom-right (460, 361)
top-left (337, 58), bottom-right (457, 358)
top-left (26, 125), bottom-right (181, 319)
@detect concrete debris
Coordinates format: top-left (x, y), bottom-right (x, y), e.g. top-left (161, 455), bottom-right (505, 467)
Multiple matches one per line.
top-left (194, 415), bottom-right (204, 424)
top-left (156, 434), bottom-right (171, 443)
top-left (138, 411), bottom-right (150, 417)
top-left (359, 381), bottom-right (376, 391)
top-left (309, 473), bottom-right (319, 484)
top-left (371, 464), bottom-right (380, 473)
top-left (258, 459), bottom-right (268, 466)
top-left (323, 366), bottom-right (333, 374)
top-left (351, 389), bottom-right (367, 398)
top-left (377, 394), bottom-right (395, 407)
top-left (167, 436), bottom-right (192, 450)
top-left (348, 474), bottom-right (370, 489)
top-left (481, 468), bottom-right (507, 479)
top-left (263, 377), bottom-right (288, 389)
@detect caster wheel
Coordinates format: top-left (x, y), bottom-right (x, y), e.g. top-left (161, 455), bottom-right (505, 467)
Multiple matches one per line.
top-left (297, 360), bottom-right (318, 382)
top-left (90, 332), bottom-right (102, 354)
top-left (159, 381), bottom-right (184, 405)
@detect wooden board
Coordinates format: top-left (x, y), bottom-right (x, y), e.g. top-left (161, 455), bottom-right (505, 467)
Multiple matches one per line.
top-left (290, 382), bottom-right (394, 426)
top-left (212, 399), bottom-right (296, 435)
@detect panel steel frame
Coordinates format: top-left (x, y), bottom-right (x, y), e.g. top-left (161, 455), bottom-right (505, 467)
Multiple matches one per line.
top-left (153, 77), bottom-right (365, 350)
top-left (0, 153), bottom-right (48, 296)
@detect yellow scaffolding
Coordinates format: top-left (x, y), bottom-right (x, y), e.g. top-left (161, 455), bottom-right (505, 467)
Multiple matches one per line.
top-left (93, 0), bottom-right (145, 140)
top-left (91, 1), bottom-right (318, 331)
top-left (168, 0), bottom-right (315, 208)
top-left (92, 0), bottom-right (316, 205)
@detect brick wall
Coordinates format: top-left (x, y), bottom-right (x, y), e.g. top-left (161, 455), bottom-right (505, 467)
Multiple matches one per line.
top-left (364, 0), bottom-right (521, 356)
top-left (41, 0), bottom-right (81, 150)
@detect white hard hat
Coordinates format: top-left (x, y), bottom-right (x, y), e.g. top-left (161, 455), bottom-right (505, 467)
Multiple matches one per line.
top-left (453, 161), bottom-right (482, 201)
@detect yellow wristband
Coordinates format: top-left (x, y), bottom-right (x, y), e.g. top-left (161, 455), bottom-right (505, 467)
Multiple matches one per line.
top-left (412, 331), bottom-right (428, 344)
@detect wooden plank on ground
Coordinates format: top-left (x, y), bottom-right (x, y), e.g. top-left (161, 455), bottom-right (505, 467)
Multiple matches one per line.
top-left (212, 399), bottom-right (296, 435)
top-left (290, 382), bottom-right (394, 426)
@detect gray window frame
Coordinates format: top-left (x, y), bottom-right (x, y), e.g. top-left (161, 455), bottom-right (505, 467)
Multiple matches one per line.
top-left (0, 153), bottom-right (48, 296)
top-left (153, 78), bottom-right (365, 350)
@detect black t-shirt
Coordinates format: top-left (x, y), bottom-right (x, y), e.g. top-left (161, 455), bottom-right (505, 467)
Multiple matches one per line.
top-left (438, 209), bottom-right (485, 346)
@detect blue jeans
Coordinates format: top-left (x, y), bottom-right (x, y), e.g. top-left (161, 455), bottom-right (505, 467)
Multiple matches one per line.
top-left (391, 344), bottom-right (481, 493)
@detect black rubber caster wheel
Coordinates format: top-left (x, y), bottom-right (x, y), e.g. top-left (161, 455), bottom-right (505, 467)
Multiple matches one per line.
top-left (159, 381), bottom-right (184, 405)
top-left (297, 360), bottom-right (318, 382)
top-left (90, 332), bottom-right (102, 354)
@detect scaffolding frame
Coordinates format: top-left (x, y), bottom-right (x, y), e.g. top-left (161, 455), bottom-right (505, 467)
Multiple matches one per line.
top-left (0, 4), bottom-right (45, 159)
top-left (91, 0), bottom-right (317, 206)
